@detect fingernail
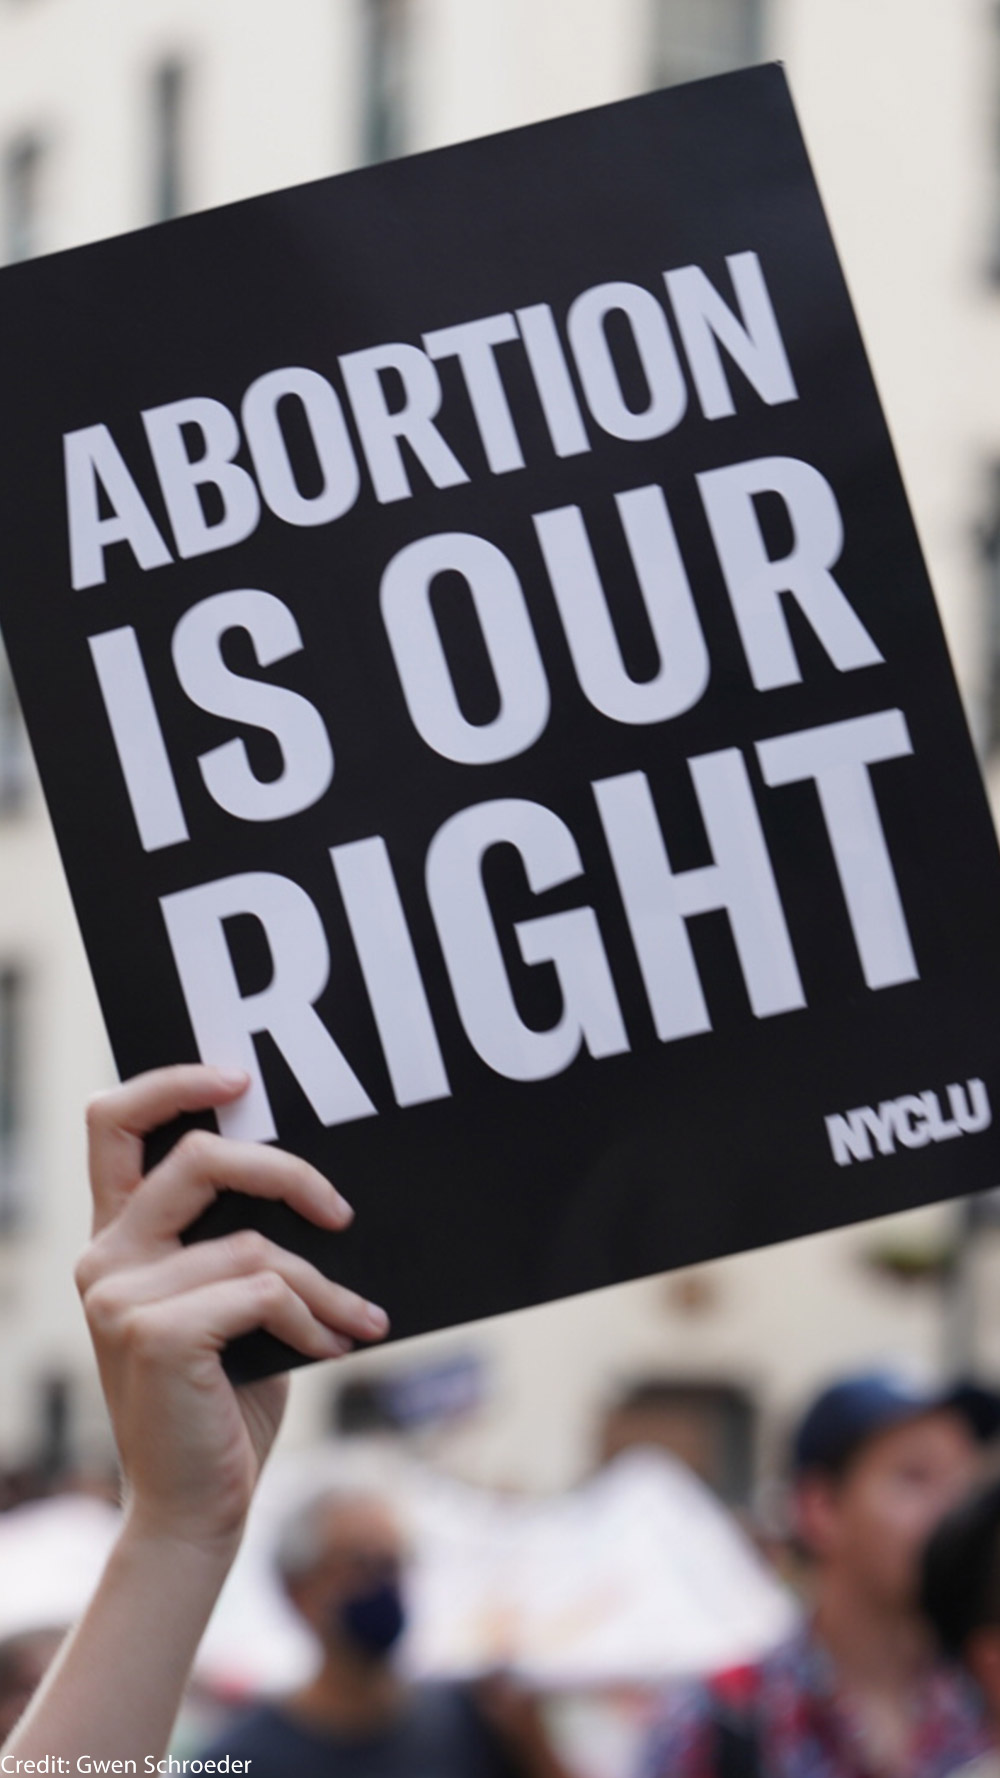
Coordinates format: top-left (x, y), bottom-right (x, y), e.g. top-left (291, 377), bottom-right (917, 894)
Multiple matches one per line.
top-left (327, 1331), bottom-right (354, 1356)
top-left (364, 1302), bottom-right (389, 1335)
top-left (331, 1190), bottom-right (355, 1224)
top-left (215, 1068), bottom-right (249, 1090)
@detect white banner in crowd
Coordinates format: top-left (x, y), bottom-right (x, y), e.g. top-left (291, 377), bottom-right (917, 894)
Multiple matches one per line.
top-left (199, 1447), bottom-right (794, 1691)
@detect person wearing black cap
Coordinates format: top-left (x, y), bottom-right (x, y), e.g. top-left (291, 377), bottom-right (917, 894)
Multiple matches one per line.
top-left (641, 1369), bottom-right (1000, 1778)
top-left (921, 1474), bottom-right (1000, 1778)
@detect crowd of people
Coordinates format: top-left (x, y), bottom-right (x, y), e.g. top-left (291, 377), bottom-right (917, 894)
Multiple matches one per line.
top-left (1, 1063), bottom-right (1000, 1778)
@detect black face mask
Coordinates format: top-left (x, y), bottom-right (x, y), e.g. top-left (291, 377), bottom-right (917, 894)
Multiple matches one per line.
top-left (334, 1580), bottom-right (407, 1660)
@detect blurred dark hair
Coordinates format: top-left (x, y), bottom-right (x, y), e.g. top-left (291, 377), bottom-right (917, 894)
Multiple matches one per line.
top-left (920, 1475), bottom-right (1000, 1659)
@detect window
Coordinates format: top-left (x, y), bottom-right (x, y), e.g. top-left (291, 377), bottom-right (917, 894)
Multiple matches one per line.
top-left (650, 0), bottom-right (765, 90)
top-left (599, 1378), bottom-right (756, 1505)
top-left (0, 967), bottom-right (26, 1232)
top-left (992, 4), bottom-right (1000, 277)
top-left (0, 648), bottom-right (30, 813)
top-left (35, 1374), bottom-right (73, 1480)
top-left (360, 0), bottom-right (410, 165)
top-left (3, 132), bottom-right (44, 263)
top-left (151, 59), bottom-right (187, 222)
top-left (983, 467), bottom-right (1000, 753)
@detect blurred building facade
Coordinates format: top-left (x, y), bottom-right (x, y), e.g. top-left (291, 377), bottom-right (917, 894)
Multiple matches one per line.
top-left (1, 0), bottom-right (999, 1497)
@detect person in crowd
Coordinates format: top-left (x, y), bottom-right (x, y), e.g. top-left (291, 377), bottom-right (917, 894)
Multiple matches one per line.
top-left (202, 1484), bottom-right (570, 1778)
top-left (0, 1063), bottom-right (393, 1766)
top-left (921, 1472), bottom-right (1000, 1778)
top-left (641, 1369), bottom-right (1000, 1778)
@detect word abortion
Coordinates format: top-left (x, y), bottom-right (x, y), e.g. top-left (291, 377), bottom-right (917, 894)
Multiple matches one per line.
top-left (63, 251), bottom-right (796, 589)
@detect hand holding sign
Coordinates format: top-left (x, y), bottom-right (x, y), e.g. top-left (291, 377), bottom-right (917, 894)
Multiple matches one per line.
top-left (76, 1064), bottom-right (389, 1551)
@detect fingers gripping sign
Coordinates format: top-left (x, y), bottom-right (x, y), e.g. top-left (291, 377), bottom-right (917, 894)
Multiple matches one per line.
top-left (76, 1064), bottom-right (389, 1555)
top-left (84, 1064), bottom-right (249, 1233)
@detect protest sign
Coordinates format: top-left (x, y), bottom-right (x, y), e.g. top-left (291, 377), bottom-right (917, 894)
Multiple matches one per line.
top-left (0, 65), bottom-right (998, 1377)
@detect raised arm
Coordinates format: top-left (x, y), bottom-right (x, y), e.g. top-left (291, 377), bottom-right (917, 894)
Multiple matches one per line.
top-left (3, 1064), bottom-right (388, 1764)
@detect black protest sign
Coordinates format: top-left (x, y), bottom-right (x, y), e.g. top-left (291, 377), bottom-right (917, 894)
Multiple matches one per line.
top-left (1, 65), bottom-right (999, 1378)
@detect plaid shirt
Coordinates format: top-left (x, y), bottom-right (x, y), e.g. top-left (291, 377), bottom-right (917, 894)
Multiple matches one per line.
top-left (640, 1622), bottom-right (989, 1778)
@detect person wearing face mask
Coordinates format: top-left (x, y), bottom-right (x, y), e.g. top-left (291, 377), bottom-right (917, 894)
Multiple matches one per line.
top-left (201, 1486), bottom-right (571, 1778)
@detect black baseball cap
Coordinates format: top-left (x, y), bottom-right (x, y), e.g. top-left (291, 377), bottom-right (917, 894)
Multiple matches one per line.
top-left (792, 1370), bottom-right (1000, 1477)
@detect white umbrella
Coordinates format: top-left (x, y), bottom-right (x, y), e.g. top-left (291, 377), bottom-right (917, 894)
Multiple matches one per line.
top-left (0, 1495), bottom-right (121, 1639)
